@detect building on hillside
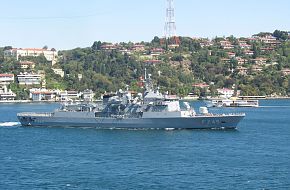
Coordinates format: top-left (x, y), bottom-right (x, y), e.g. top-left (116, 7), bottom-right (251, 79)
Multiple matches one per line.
top-left (220, 58), bottom-right (231, 64)
top-left (219, 40), bottom-right (234, 49)
top-left (101, 44), bottom-right (117, 50)
top-left (4, 48), bottom-right (57, 65)
top-left (52, 68), bottom-right (65, 78)
top-left (252, 58), bottom-right (267, 65)
top-left (18, 61), bottom-right (36, 69)
top-left (236, 66), bottom-right (248, 76)
top-left (227, 52), bottom-right (236, 58)
top-left (17, 73), bottom-right (42, 85)
top-left (192, 83), bottom-right (210, 89)
top-left (238, 40), bottom-right (251, 49)
top-left (282, 68), bottom-right (290, 76)
top-left (251, 65), bottom-right (263, 73)
top-left (236, 57), bottom-right (249, 65)
top-left (143, 60), bottom-right (162, 65)
top-left (258, 35), bottom-right (281, 47)
top-left (150, 48), bottom-right (165, 57)
top-left (0, 74), bottom-right (14, 85)
top-left (243, 50), bottom-right (254, 56)
top-left (0, 85), bottom-right (16, 100)
top-left (132, 44), bottom-right (145, 52)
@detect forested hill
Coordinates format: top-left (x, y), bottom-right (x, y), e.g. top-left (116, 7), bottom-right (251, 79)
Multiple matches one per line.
top-left (1, 30), bottom-right (290, 98)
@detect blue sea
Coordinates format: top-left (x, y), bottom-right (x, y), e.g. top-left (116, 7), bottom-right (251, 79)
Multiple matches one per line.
top-left (0, 100), bottom-right (290, 189)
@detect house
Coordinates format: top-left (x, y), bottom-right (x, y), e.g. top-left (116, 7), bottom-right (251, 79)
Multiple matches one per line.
top-left (52, 68), bottom-right (65, 78)
top-left (258, 35), bottom-right (281, 47)
top-left (132, 44), bottom-right (145, 52)
top-left (227, 52), bottom-right (236, 58)
top-left (220, 58), bottom-right (231, 64)
top-left (217, 88), bottom-right (236, 98)
top-left (31, 91), bottom-right (55, 101)
top-left (220, 40), bottom-right (234, 49)
top-left (251, 65), bottom-right (263, 73)
top-left (0, 85), bottom-right (16, 100)
top-left (4, 48), bottom-right (57, 65)
top-left (252, 58), bottom-right (267, 65)
top-left (192, 83), bottom-right (210, 88)
top-left (236, 66), bottom-right (248, 75)
top-left (18, 61), bottom-right (35, 69)
top-left (282, 69), bottom-right (290, 76)
top-left (17, 73), bottom-right (42, 85)
top-left (238, 40), bottom-right (251, 49)
top-left (60, 91), bottom-right (82, 101)
top-left (236, 57), bottom-right (248, 65)
top-left (0, 74), bottom-right (14, 85)
top-left (243, 50), bottom-right (254, 56)
top-left (150, 48), bottom-right (165, 56)
top-left (144, 60), bottom-right (161, 65)
top-left (101, 44), bottom-right (117, 50)
top-left (83, 89), bottom-right (94, 102)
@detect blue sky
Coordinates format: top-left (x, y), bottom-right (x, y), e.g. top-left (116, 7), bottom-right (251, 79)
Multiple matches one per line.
top-left (0, 0), bottom-right (289, 50)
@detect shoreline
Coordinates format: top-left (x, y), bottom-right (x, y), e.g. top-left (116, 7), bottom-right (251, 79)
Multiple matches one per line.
top-left (1, 97), bottom-right (290, 104)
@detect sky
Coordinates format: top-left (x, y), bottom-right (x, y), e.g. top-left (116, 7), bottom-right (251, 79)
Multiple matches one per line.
top-left (0, 0), bottom-right (290, 50)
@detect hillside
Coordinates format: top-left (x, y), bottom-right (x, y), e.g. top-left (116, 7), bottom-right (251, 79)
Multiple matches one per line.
top-left (1, 30), bottom-right (290, 99)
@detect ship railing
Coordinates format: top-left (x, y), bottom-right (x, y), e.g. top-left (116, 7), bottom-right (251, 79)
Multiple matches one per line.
top-left (196, 112), bottom-right (246, 117)
top-left (17, 112), bottom-right (54, 117)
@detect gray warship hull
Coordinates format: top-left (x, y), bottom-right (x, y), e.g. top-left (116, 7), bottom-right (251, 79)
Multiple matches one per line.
top-left (17, 112), bottom-right (244, 129)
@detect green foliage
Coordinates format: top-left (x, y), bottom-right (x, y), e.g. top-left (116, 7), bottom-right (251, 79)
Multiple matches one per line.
top-left (1, 29), bottom-right (290, 98)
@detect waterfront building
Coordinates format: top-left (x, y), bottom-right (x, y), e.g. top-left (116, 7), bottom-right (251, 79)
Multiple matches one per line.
top-left (83, 89), bottom-right (95, 102)
top-left (0, 74), bottom-right (14, 85)
top-left (217, 88), bottom-right (240, 98)
top-left (0, 85), bottom-right (16, 100)
top-left (60, 91), bottom-right (82, 101)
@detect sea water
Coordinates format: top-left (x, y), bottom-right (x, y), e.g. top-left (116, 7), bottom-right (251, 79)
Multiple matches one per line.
top-left (0, 100), bottom-right (289, 189)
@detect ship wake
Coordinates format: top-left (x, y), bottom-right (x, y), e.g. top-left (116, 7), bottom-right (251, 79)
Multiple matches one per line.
top-left (0, 122), bottom-right (21, 127)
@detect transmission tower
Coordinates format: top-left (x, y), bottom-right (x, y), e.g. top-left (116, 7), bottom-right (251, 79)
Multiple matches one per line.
top-left (164, 0), bottom-right (176, 39)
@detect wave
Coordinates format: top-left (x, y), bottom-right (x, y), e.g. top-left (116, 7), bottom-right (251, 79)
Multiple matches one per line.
top-left (0, 122), bottom-right (21, 127)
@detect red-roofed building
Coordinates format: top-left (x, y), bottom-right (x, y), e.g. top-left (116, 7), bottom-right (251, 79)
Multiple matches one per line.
top-left (0, 74), bottom-right (14, 85)
top-left (132, 44), bottom-right (145, 52)
top-left (101, 44), bottom-right (117, 50)
top-left (282, 68), bottom-right (290, 76)
top-left (192, 83), bottom-right (209, 88)
top-left (18, 61), bottom-right (36, 69)
top-left (143, 60), bottom-right (162, 65)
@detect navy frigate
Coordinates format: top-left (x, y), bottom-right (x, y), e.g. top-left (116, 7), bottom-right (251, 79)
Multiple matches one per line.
top-left (17, 73), bottom-right (245, 129)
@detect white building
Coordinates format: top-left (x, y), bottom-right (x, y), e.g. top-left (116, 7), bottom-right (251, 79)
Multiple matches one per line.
top-left (17, 73), bottom-right (42, 85)
top-left (0, 74), bottom-right (14, 85)
top-left (52, 68), bottom-right (65, 78)
top-left (18, 61), bottom-right (36, 69)
top-left (4, 48), bottom-right (57, 65)
top-left (60, 91), bottom-right (82, 101)
top-left (83, 89), bottom-right (94, 102)
top-left (0, 85), bottom-right (16, 100)
top-left (29, 88), bottom-right (60, 101)
top-left (217, 88), bottom-right (236, 98)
